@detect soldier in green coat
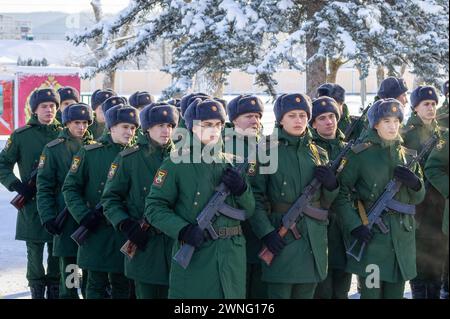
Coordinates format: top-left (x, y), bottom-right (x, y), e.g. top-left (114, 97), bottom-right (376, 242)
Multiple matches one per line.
top-left (62, 104), bottom-right (139, 299)
top-left (145, 98), bottom-right (255, 299)
top-left (224, 95), bottom-right (266, 299)
top-left (316, 83), bottom-right (352, 136)
top-left (436, 80), bottom-right (448, 128)
top-left (0, 88), bottom-right (62, 298)
top-left (102, 104), bottom-right (178, 299)
top-left (249, 93), bottom-right (339, 299)
top-left (402, 86), bottom-right (447, 299)
top-left (335, 98), bottom-right (425, 299)
top-left (55, 86), bottom-right (80, 124)
top-left (88, 89), bottom-right (117, 140)
top-left (310, 97), bottom-right (352, 299)
top-left (37, 103), bottom-right (94, 299)
top-left (425, 130), bottom-right (449, 299)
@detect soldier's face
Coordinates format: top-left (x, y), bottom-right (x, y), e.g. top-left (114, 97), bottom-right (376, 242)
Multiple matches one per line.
top-left (60, 99), bottom-right (77, 112)
top-left (67, 120), bottom-right (89, 138)
top-left (374, 116), bottom-right (400, 141)
top-left (415, 100), bottom-right (437, 123)
top-left (280, 110), bottom-right (308, 136)
top-left (312, 112), bottom-right (338, 139)
top-left (192, 119), bottom-right (223, 145)
top-left (35, 102), bottom-right (57, 124)
top-left (110, 123), bottom-right (137, 145)
top-left (233, 112), bottom-right (262, 137)
top-left (148, 123), bottom-right (174, 145)
top-left (396, 93), bottom-right (408, 107)
top-left (95, 107), bottom-right (105, 123)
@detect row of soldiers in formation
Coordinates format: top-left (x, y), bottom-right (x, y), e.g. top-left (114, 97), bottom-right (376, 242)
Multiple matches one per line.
top-left (0, 76), bottom-right (448, 299)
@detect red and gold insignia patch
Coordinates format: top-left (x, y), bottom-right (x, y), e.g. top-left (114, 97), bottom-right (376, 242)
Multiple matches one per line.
top-left (247, 162), bottom-right (257, 176)
top-left (107, 163), bottom-right (118, 180)
top-left (38, 155), bottom-right (46, 169)
top-left (153, 169), bottom-right (168, 187)
top-left (70, 156), bottom-right (81, 173)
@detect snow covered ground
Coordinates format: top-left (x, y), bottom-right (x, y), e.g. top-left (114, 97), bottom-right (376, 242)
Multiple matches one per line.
top-left (0, 94), bottom-right (412, 299)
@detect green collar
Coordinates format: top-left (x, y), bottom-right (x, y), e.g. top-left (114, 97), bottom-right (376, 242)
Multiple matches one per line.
top-left (277, 126), bottom-right (312, 147)
top-left (365, 129), bottom-right (403, 148)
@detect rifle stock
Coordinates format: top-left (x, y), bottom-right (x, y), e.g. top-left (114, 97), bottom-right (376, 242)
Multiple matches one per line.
top-left (10, 168), bottom-right (38, 210)
top-left (54, 207), bottom-right (69, 233)
top-left (120, 220), bottom-right (150, 259)
top-left (344, 103), bottom-right (372, 142)
top-left (70, 203), bottom-right (103, 246)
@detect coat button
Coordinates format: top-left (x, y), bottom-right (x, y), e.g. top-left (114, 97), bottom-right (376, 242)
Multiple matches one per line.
top-left (98, 190), bottom-right (101, 193)
top-left (143, 187), bottom-right (147, 191)
top-left (400, 220), bottom-right (403, 224)
top-left (197, 192), bottom-right (200, 195)
top-left (281, 193), bottom-right (285, 196)
top-left (373, 183), bottom-right (377, 187)
top-left (101, 182), bottom-right (104, 186)
top-left (194, 202), bottom-right (198, 206)
top-left (283, 181), bottom-right (287, 185)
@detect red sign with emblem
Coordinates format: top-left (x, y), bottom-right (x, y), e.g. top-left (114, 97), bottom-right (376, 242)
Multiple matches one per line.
top-left (0, 79), bottom-right (14, 135)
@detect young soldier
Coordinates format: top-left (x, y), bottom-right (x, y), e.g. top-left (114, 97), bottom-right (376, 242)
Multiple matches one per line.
top-left (403, 86), bottom-right (446, 299)
top-left (102, 103), bottom-right (178, 299)
top-left (56, 86), bottom-right (80, 123)
top-left (0, 88), bottom-right (62, 298)
top-left (316, 83), bottom-right (352, 136)
top-left (62, 104), bottom-right (139, 299)
top-left (377, 77), bottom-right (409, 108)
top-left (88, 89), bottom-right (117, 140)
top-left (249, 93), bottom-right (339, 299)
top-left (335, 98), bottom-right (425, 299)
top-left (224, 95), bottom-right (265, 299)
top-left (37, 103), bottom-right (94, 299)
top-left (310, 96), bottom-right (351, 299)
top-left (437, 80), bottom-right (448, 128)
top-left (145, 98), bottom-right (255, 299)
top-left (178, 92), bottom-right (210, 128)
top-left (425, 130), bottom-right (449, 299)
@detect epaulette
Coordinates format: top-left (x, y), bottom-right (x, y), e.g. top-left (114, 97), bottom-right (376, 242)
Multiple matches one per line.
top-left (401, 146), bottom-right (417, 157)
top-left (351, 142), bottom-right (373, 154)
top-left (120, 145), bottom-right (139, 157)
top-left (401, 124), bottom-right (415, 135)
top-left (47, 138), bottom-right (65, 148)
top-left (84, 142), bottom-right (103, 151)
top-left (15, 125), bottom-right (32, 134)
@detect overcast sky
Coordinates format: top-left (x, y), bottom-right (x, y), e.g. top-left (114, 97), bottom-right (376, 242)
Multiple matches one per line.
top-left (0, 0), bottom-right (130, 14)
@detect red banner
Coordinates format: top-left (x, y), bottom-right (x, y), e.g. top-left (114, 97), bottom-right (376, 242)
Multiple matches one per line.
top-left (17, 73), bottom-right (80, 127)
top-left (0, 80), bottom-right (14, 135)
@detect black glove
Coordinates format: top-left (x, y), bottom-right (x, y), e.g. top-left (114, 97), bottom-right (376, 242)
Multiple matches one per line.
top-left (44, 218), bottom-right (61, 235)
top-left (394, 166), bottom-right (421, 191)
top-left (80, 209), bottom-right (103, 231)
top-left (262, 230), bottom-right (286, 255)
top-left (314, 166), bottom-right (338, 191)
top-left (351, 225), bottom-right (373, 244)
top-left (178, 224), bottom-right (205, 248)
top-left (11, 180), bottom-right (35, 201)
top-left (221, 167), bottom-right (247, 196)
top-left (120, 218), bottom-right (149, 250)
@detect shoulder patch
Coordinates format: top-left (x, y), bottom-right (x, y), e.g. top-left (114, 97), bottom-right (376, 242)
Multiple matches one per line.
top-left (152, 169), bottom-right (168, 187)
top-left (70, 156), bottom-right (82, 173)
top-left (351, 142), bottom-right (372, 154)
top-left (120, 146), bottom-right (139, 157)
top-left (247, 161), bottom-right (257, 176)
top-left (38, 155), bottom-right (46, 169)
top-left (84, 143), bottom-right (103, 151)
top-left (3, 137), bottom-right (12, 151)
top-left (15, 125), bottom-right (32, 134)
top-left (107, 163), bottom-right (119, 180)
top-left (401, 125), bottom-right (415, 135)
top-left (47, 138), bottom-right (64, 148)
top-left (436, 139), bottom-right (447, 151)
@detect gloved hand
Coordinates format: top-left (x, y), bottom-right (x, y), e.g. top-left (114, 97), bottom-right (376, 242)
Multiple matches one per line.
top-left (262, 230), bottom-right (286, 255)
top-left (394, 166), bottom-right (421, 191)
top-left (351, 225), bottom-right (373, 244)
top-left (120, 218), bottom-right (149, 250)
top-left (178, 224), bottom-right (205, 248)
top-left (221, 167), bottom-right (247, 196)
top-left (314, 166), bottom-right (338, 191)
top-left (11, 180), bottom-right (35, 201)
top-left (80, 209), bottom-right (103, 231)
top-left (44, 218), bottom-right (61, 235)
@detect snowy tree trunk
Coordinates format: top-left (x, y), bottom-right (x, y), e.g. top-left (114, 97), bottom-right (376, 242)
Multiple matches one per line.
top-left (376, 65), bottom-right (385, 89)
top-left (193, 71), bottom-right (225, 97)
top-left (326, 57), bottom-right (346, 84)
top-left (306, 1), bottom-right (327, 97)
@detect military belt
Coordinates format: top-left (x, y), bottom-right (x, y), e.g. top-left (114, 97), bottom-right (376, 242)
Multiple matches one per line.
top-left (271, 201), bottom-right (328, 221)
top-left (210, 225), bottom-right (243, 239)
